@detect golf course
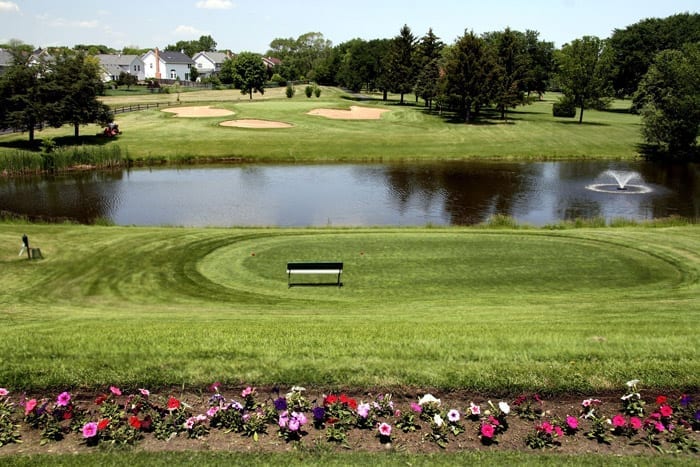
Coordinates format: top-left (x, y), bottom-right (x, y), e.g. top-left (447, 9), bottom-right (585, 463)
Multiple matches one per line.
top-left (0, 88), bottom-right (698, 464)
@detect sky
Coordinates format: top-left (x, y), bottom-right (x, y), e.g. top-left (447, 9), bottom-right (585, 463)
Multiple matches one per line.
top-left (0, 0), bottom-right (697, 53)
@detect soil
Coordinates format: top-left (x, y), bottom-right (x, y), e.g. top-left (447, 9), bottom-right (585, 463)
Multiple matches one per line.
top-left (0, 387), bottom-right (697, 458)
top-left (307, 106), bottom-right (390, 120)
top-left (162, 106), bottom-right (235, 117)
top-left (220, 119), bottom-right (293, 129)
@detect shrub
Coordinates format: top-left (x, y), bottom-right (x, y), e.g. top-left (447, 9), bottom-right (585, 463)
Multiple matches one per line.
top-left (285, 83), bottom-right (295, 99)
top-left (271, 73), bottom-right (286, 87)
top-left (314, 86), bottom-right (321, 98)
top-left (305, 85), bottom-right (313, 98)
top-left (553, 97), bottom-right (577, 118)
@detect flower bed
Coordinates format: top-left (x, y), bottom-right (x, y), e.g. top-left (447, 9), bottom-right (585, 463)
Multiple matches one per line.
top-left (0, 381), bottom-right (697, 455)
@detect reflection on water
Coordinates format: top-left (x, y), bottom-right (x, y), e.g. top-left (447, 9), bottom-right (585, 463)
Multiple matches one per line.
top-left (0, 161), bottom-right (697, 226)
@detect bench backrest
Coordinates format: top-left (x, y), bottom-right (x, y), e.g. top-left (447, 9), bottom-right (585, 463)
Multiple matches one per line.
top-left (287, 262), bottom-right (343, 271)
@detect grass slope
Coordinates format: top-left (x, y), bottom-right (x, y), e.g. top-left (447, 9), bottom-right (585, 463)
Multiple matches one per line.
top-left (0, 223), bottom-right (697, 392)
top-left (0, 88), bottom-right (642, 162)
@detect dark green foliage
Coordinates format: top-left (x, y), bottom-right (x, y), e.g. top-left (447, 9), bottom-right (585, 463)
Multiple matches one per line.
top-left (117, 71), bottom-right (138, 89)
top-left (285, 83), bottom-right (295, 98)
top-left (164, 35), bottom-right (217, 57)
top-left (386, 25), bottom-right (417, 104)
top-left (304, 85), bottom-right (313, 98)
top-left (413, 28), bottom-right (444, 110)
top-left (233, 52), bottom-right (267, 100)
top-left (552, 96), bottom-right (577, 118)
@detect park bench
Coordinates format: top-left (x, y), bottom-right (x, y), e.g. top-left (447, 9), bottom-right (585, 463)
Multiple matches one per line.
top-left (287, 262), bottom-right (343, 287)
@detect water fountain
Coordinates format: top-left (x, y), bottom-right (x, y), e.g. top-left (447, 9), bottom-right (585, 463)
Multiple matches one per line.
top-left (586, 170), bottom-right (652, 194)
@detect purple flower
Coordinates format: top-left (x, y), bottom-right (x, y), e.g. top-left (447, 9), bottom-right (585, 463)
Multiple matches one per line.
top-left (680, 394), bottom-right (692, 407)
top-left (312, 406), bottom-right (325, 421)
top-left (274, 397), bottom-right (287, 411)
top-left (288, 417), bottom-right (300, 432)
top-left (82, 422), bottom-right (98, 438)
top-left (695, 410), bottom-right (700, 421)
top-left (56, 391), bottom-right (71, 407)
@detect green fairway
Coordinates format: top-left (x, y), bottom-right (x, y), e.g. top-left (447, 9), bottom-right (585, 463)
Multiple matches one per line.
top-left (0, 88), bottom-right (643, 163)
top-left (1, 223), bottom-right (697, 392)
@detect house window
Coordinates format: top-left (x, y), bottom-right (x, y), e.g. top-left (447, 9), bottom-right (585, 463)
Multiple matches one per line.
top-left (170, 69), bottom-right (177, 79)
top-left (150, 63), bottom-right (153, 69)
top-left (133, 65), bottom-right (137, 71)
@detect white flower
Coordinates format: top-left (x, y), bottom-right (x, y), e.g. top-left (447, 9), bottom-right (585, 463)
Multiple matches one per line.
top-left (626, 379), bottom-right (640, 388)
top-left (469, 402), bottom-right (481, 415)
top-left (621, 392), bottom-right (640, 401)
top-left (433, 414), bottom-right (444, 427)
top-left (418, 394), bottom-right (441, 406)
top-left (498, 401), bottom-right (511, 414)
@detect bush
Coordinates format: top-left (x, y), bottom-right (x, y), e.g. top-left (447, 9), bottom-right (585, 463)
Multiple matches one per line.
top-left (305, 85), bottom-right (313, 98)
top-left (285, 84), bottom-right (295, 98)
top-left (271, 73), bottom-right (286, 87)
top-left (552, 97), bottom-right (577, 118)
top-left (314, 86), bottom-right (321, 98)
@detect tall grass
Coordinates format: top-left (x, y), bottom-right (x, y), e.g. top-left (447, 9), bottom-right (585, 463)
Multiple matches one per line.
top-left (0, 145), bottom-right (125, 174)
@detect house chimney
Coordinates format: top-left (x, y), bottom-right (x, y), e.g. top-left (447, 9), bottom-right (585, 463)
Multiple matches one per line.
top-left (155, 47), bottom-right (161, 79)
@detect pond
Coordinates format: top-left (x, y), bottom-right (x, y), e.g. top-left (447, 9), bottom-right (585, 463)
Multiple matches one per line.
top-left (0, 161), bottom-right (698, 227)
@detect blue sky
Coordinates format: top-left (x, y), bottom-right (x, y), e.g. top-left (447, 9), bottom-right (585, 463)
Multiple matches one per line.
top-left (0, 0), bottom-right (697, 53)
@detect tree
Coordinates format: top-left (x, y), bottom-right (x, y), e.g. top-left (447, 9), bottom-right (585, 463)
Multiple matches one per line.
top-left (484, 28), bottom-right (530, 119)
top-left (165, 35), bottom-right (218, 57)
top-left (386, 24), bottom-right (417, 104)
top-left (555, 36), bottom-right (613, 124)
top-left (522, 30), bottom-right (554, 99)
top-left (117, 71), bottom-right (138, 89)
top-left (443, 31), bottom-right (494, 122)
top-left (188, 66), bottom-right (199, 82)
top-left (266, 32), bottom-right (332, 81)
top-left (219, 57), bottom-right (237, 85)
top-left (609, 13), bottom-right (700, 97)
top-left (414, 28), bottom-right (444, 109)
top-left (0, 46), bottom-right (50, 142)
top-left (233, 52), bottom-right (266, 100)
top-left (50, 51), bottom-right (111, 138)
top-left (633, 44), bottom-right (700, 158)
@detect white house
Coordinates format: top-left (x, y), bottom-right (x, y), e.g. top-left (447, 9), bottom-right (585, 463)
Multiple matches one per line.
top-left (142, 48), bottom-right (194, 81)
top-left (192, 51), bottom-right (232, 78)
top-left (96, 54), bottom-right (145, 82)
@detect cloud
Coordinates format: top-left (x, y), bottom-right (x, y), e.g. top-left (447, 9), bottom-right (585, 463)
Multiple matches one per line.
top-left (195, 0), bottom-right (234, 9)
top-left (37, 14), bottom-right (99, 29)
top-left (0, 1), bottom-right (20, 13)
top-left (174, 25), bottom-right (206, 36)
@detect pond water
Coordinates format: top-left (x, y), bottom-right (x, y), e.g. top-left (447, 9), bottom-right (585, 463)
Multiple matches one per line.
top-left (0, 161), bottom-right (698, 226)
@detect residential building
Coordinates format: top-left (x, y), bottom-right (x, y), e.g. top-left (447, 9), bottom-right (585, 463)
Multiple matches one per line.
top-left (96, 54), bottom-right (146, 82)
top-left (142, 48), bottom-right (194, 81)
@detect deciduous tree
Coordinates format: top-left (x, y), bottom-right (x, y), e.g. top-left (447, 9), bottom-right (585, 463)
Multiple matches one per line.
top-left (233, 52), bottom-right (266, 100)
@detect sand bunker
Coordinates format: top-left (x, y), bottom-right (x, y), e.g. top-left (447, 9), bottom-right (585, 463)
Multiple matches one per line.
top-left (219, 119), bottom-right (293, 129)
top-left (162, 106), bottom-right (234, 117)
top-left (307, 106), bottom-right (389, 120)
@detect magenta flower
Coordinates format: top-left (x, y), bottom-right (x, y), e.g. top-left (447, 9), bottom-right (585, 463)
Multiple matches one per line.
top-left (447, 409), bottom-right (460, 423)
top-left (56, 391), bottom-right (71, 407)
top-left (139, 388), bottom-right (150, 397)
top-left (109, 386), bottom-right (122, 396)
top-left (539, 421), bottom-right (554, 434)
top-left (629, 417), bottom-right (642, 430)
top-left (481, 423), bottom-right (495, 438)
top-left (659, 404), bottom-right (673, 417)
top-left (0, 388), bottom-right (8, 397)
top-left (554, 425), bottom-right (564, 437)
top-left (654, 421), bottom-right (665, 432)
top-left (82, 422), bottom-right (98, 438)
top-left (410, 402), bottom-right (422, 413)
top-left (565, 416), bottom-right (579, 430)
top-left (24, 398), bottom-right (37, 415)
top-left (378, 422), bottom-right (392, 437)
top-left (611, 414), bottom-right (626, 427)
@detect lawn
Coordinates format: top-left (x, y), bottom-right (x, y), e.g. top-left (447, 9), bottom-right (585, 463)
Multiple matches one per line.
top-left (0, 87), bottom-right (643, 163)
top-left (1, 223), bottom-right (697, 392)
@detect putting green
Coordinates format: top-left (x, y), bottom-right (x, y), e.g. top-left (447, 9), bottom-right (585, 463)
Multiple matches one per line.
top-left (197, 232), bottom-right (683, 304)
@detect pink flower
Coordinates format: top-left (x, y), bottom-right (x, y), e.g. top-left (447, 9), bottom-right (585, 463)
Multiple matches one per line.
top-left (295, 412), bottom-right (307, 426)
top-left (654, 421), bottom-right (665, 432)
top-left (82, 422), bottom-right (98, 438)
top-left (659, 404), bottom-right (673, 417)
top-left (288, 417), bottom-right (300, 432)
top-left (629, 417), bottom-right (642, 430)
top-left (24, 398), bottom-right (37, 415)
top-left (139, 388), bottom-right (150, 397)
top-left (540, 421), bottom-right (553, 434)
top-left (0, 388), bottom-right (8, 397)
top-left (241, 386), bottom-right (254, 397)
top-left (481, 423), bottom-right (495, 438)
top-left (469, 402), bottom-right (481, 415)
top-left (554, 426), bottom-right (564, 437)
top-left (109, 386), bottom-right (122, 396)
top-left (207, 406), bottom-right (220, 417)
top-left (378, 422), bottom-right (392, 437)
top-left (410, 402), bottom-right (422, 413)
top-left (56, 391), bottom-right (71, 407)
top-left (612, 414), bottom-right (626, 427)
top-left (566, 416), bottom-right (579, 430)
top-left (184, 418), bottom-right (195, 430)
top-left (357, 402), bottom-right (371, 418)
top-left (278, 412), bottom-right (288, 428)
top-left (447, 409), bottom-right (460, 422)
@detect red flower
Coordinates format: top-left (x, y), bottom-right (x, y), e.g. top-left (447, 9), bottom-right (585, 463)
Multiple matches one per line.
top-left (659, 404), bottom-right (673, 417)
top-left (167, 396), bottom-right (180, 410)
top-left (62, 409), bottom-right (73, 420)
top-left (95, 394), bottom-right (108, 405)
top-left (656, 395), bottom-right (667, 405)
top-left (324, 394), bottom-right (338, 406)
top-left (97, 418), bottom-right (110, 431)
top-left (129, 415), bottom-right (141, 430)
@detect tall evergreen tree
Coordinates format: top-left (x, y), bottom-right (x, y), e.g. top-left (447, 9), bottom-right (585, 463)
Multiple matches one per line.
top-left (386, 25), bottom-right (417, 104)
top-left (414, 28), bottom-right (444, 110)
top-left (485, 28), bottom-right (530, 119)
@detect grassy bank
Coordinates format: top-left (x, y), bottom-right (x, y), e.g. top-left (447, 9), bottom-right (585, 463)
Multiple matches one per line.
top-left (0, 88), bottom-right (643, 166)
top-left (0, 223), bottom-right (697, 392)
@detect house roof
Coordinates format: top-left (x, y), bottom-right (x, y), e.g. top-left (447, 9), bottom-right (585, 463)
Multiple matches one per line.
top-left (193, 51), bottom-right (230, 64)
top-left (96, 54), bottom-right (142, 66)
top-left (0, 49), bottom-right (13, 67)
top-left (157, 50), bottom-right (194, 64)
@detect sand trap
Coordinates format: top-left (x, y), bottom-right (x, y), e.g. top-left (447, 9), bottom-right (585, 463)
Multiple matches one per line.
top-left (307, 105), bottom-right (389, 120)
top-left (219, 119), bottom-right (293, 129)
top-left (162, 106), bottom-right (234, 117)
